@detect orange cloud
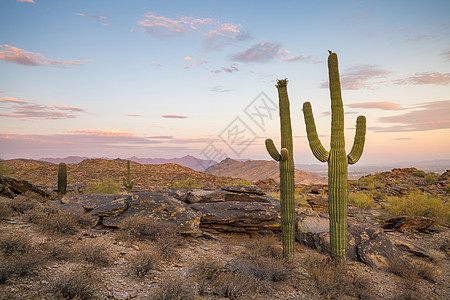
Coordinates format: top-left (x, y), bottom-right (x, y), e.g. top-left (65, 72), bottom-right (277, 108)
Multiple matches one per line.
top-left (346, 101), bottom-right (403, 110)
top-left (394, 72), bottom-right (450, 85)
top-left (126, 114), bottom-right (141, 117)
top-left (161, 115), bottom-right (188, 119)
top-left (62, 130), bottom-right (136, 137)
top-left (0, 44), bottom-right (83, 67)
top-left (203, 23), bottom-right (251, 50)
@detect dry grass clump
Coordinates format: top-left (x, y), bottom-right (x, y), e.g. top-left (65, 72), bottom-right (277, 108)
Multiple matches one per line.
top-left (23, 203), bottom-right (80, 235)
top-left (0, 233), bottom-right (32, 256)
top-left (0, 251), bottom-right (46, 284)
top-left (244, 234), bottom-right (283, 259)
top-left (118, 216), bottom-right (181, 260)
top-left (303, 252), bottom-right (375, 300)
top-left (127, 250), bottom-right (161, 278)
top-left (0, 197), bottom-right (38, 220)
top-left (151, 273), bottom-right (197, 300)
top-left (49, 266), bottom-right (98, 300)
top-left (76, 242), bottom-right (111, 266)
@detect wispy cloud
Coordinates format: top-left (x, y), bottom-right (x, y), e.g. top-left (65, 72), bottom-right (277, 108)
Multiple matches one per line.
top-left (132, 12), bottom-right (213, 38)
top-left (283, 55), bottom-right (322, 64)
top-left (346, 101), bottom-right (403, 110)
top-left (211, 63), bottom-right (239, 73)
top-left (321, 64), bottom-right (391, 90)
top-left (0, 44), bottom-right (83, 67)
top-left (394, 72), bottom-right (450, 85)
top-left (17, 0), bottom-right (35, 3)
top-left (76, 13), bottom-right (109, 26)
top-left (210, 86), bottom-right (231, 92)
top-left (125, 114), bottom-right (141, 117)
top-left (203, 23), bottom-right (251, 50)
top-left (441, 48), bottom-right (450, 61)
top-left (152, 62), bottom-right (163, 67)
top-left (231, 42), bottom-right (285, 63)
top-left (0, 97), bottom-right (85, 119)
top-left (161, 115), bottom-right (188, 119)
top-left (183, 56), bottom-right (207, 69)
top-left (370, 100), bottom-right (450, 132)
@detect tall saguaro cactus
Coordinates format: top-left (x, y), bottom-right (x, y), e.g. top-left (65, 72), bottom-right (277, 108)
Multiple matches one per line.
top-left (302, 52), bottom-right (366, 260)
top-left (57, 162), bottom-right (67, 195)
top-left (265, 79), bottom-right (295, 259)
top-left (123, 160), bottom-right (134, 193)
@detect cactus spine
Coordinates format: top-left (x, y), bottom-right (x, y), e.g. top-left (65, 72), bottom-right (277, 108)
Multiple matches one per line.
top-left (302, 52), bottom-right (366, 260)
top-left (265, 79), bottom-right (295, 259)
top-left (123, 160), bottom-right (134, 193)
top-left (57, 162), bottom-right (67, 195)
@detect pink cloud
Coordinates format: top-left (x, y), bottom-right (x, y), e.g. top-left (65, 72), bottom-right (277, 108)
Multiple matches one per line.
top-left (17, 0), bottom-right (35, 3)
top-left (76, 13), bottom-right (109, 26)
top-left (394, 72), bottom-right (450, 85)
top-left (320, 64), bottom-right (391, 90)
top-left (133, 12), bottom-right (212, 38)
top-left (126, 114), bottom-right (142, 117)
top-left (346, 101), bottom-right (403, 110)
top-left (183, 56), bottom-right (207, 69)
top-left (203, 23), bottom-right (251, 50)
top-left (370, 100), bottom-right (450, 132)
top-left (211, 64), bottom-right (239, 74)
top-left (0, 96), bottom-right (85, 119)
top-left (283, 55), bottom-right (322, 64)
top-left (152, 62), bottom-right (163, 67)
top-left (0, 44), bottom-right (83, 67)
top-left (161, 115), bottom-right (188, 119)
top-left (231, 42), bottom-right (285, 63)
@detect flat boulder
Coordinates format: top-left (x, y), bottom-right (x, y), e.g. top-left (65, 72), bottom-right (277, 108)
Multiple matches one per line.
top-left (382, 216), bottom-right (435, 231)
top-left (221, 185), bottom-right (265, 195)
top-left (102, 192), bottom-right (202, 237)
top-left (186, 188), bottom-right (274, 204)
top-left (0, 175), bottom-right (50, 199)
top-left (61, 193), bottom-right (131, 217)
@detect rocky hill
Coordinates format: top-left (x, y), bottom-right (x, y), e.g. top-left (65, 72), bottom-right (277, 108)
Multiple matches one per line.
top-left (0, 158), bottom-right (249, 191)
top-left (204, 158), bottom-right (327, 185)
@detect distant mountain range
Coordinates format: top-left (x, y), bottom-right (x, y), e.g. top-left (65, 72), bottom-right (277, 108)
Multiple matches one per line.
top-left (38, 155), bottom-right (216, 171)
top-left (204, 158), bottom-right (327, 185)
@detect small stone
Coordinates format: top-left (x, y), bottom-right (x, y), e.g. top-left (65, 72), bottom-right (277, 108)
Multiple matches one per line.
top-left (133, 245), bottom-right (140, 251)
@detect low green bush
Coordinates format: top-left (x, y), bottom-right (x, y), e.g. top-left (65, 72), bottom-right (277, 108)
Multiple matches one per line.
top-left (172, 177), bottom-right (202, 189)
top-left (86, 178), bottom-right (121, 194)
top-left (382, 191), bottom-right (449, 226)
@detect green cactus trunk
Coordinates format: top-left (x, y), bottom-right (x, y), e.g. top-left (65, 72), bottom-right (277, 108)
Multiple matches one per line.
top-left (57, 162), bottom-right (67, 195)
top-left (302, 52), bottom-right (366, 261)
top-left (123, 160), bottom-right (134, 193)
top-left (265, 79), bottom-right (295, 259)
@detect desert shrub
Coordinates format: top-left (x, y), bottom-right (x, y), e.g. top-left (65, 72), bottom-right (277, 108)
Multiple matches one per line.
top-left (349, 191), bottom-right (374, 222)
top-left (76, 242), bottom-right (111, 266)
top-left (230, 256), bottom-right (294, 283)
top-left (412, 170), bottom-right (426, 178)
top-left (0, 233), bottom-right (31, 255)
top-left (224, 178), bottom-right (254, 187)
top-left (386, 260), bottom-right (417, 279)
top-left (0, 160), bottom-right (13, 175)
top-left (424, 172), bottom-right (439, 184)
top-left (152, 273), bottom-right (197, 300)
top-left (50, 267), bottom-right (97, 300)
top-left (85, 178), bottom-right (121, 194)
top-left (8, 197), bottom-right (38, 214)
top-left (244, 234), bottom-right (282, 260)
top-left (303, 252), bottom-right (375, 300)
top-left (411, 261), bottom-right (439, 283)
top-left (23, 204), bottom-right (79, 235)
top-left (0, 252), bottom-right (46, 284)
top-left (172, 177), bottom-right (202, 189)
top-left (0, 200), bottom-right (13, 220)
top-left (212, 272), bottom-right (259, 299)
top-left (128, 250), bottom-right (161, 278)
top-left (382, 191), bottom-right (450, 225)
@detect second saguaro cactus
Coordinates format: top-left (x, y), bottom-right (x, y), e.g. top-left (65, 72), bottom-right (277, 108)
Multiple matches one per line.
top-left (123, 160), bottom-right (134, 193)
top-left (265, 79), bottom-right (295, 259)
top-left (302, 52), bottom-right (366, 260)
top-left (57, 162), bottom-right (67, 195)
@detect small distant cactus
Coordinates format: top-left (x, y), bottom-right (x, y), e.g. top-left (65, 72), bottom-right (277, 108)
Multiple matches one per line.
top-left (57, 162), bottom-right (67, 195)
top-left (123, 160), bottom-right (134, 193)
top-left (302, 51), bottom-right (366, 261)
top-left (265, 79), bottom-right (295, 259)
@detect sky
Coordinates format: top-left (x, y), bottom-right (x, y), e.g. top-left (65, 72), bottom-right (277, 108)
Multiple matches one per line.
top-left (0, 0), bottom-right (449, 166)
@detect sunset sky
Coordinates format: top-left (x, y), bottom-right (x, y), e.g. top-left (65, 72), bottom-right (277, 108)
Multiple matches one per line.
top-left (1, 0), bottom-right (449, 165)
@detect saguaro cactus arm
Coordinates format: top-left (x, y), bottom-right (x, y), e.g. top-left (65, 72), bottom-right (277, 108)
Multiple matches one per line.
top-left (302, 102), bottom-right (329, 162)
top-left (265, 138), bottom-right (281, 161)
top-left (347, 115), bottom-right (366, 164)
